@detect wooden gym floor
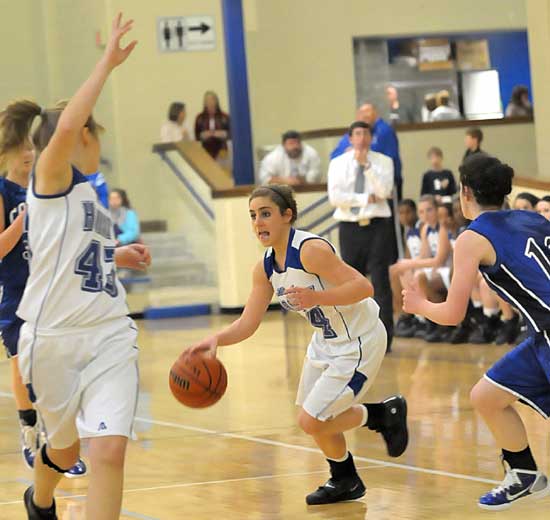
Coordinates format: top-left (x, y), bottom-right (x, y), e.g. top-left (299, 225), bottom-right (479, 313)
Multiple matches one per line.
top-left (1, 311), bottom-right (549, 519)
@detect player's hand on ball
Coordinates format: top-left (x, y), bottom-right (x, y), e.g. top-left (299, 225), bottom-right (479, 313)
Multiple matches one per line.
top-left (187, 337), bottom-right (218, 358)
top-left (402, 280), bottom-right (424, 314)
top-left (103, 13), bottom-right (138, 70)
top-left (284, 286), bottom-right (318, 310)
top-left (115, 243), bottom-right (151, 271)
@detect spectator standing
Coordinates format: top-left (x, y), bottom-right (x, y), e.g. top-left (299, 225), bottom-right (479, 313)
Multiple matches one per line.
top-left (385, 85), bottom-right (415, 125)
top-left (330, 103), bottom-right (402, 199)
top-left (505, 85), bottom-right (533, 118)
top-left (195, 90), bottom-right (230, 161)
top-left (259, 131), bottom-right (321, 185)
top-left (109, 189), bottom-right (141, 246)
top-left (420, 147), bottom-right (456, 202)
top-left (462, 127), bottom-right (484, 163)
top-left (160, 101), bottom-right (192, 143)
top-left (430, 90), bottom-right (461, 121)
top-left (328, 121), bottom-right (395, 351)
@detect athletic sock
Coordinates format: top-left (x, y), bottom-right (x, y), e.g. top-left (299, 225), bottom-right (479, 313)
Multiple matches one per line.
top-left (483, 308), bottom-right (499, 318)
top-left (18, 409), bottom-right (37, 427)
top-left (363, 403), bottom-right (385, 430)
top-left (502, 446), bottom-right (537, 471)
top-left (327, 452), bottom-right (357, 480)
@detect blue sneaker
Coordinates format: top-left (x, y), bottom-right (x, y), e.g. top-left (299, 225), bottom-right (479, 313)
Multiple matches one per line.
top-left (21, 424), bottom-right (39, 470)
top-left (479, 461), bottom-right (550, 510)
top-left (64, 458), bottom-right (88, 479)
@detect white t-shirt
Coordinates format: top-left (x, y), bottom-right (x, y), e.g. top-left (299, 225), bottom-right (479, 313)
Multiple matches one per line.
top-left (259, 144), bottom-right (321, 184)
top-left (160, 120), bottom-right (192, 143)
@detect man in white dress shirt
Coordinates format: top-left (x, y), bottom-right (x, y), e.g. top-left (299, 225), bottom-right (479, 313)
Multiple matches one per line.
top-left (259, 131), bottom-right (321, 185)
top-left (328, 121), bottom-right (395, 351)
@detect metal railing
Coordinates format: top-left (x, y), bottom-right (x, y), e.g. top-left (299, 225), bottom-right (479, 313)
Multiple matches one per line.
top-left (155, 149), bottom-right (215, 221)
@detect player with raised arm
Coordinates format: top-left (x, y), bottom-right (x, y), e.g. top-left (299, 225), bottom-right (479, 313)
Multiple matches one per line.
top-left (403, 153), bottom-right (550, 510)
top-left (2, 14), bottom-right (150, 520)
top-left (188, 184), bottom-right (408, 505)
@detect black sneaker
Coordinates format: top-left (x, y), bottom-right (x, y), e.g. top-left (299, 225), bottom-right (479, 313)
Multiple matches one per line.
top-left (413, 320), bottom-right (426, 339)
top-left (470, 315), bottom-right (500, 344)
top-left (395, 314), bottom-right (414, 337)
top-left (495, 314), bottom-right (520, 345)
top-left (377, 395), bottom-right (408, 457)
top-left (24, 486), bottom-right (57, 519)
top-left (449, 320), bottom-right (471, 344)
top-left (306, 475), bottom-right (366, 505)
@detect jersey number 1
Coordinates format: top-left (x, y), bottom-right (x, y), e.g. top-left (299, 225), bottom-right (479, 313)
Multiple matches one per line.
top-left (524, 237), bottom-right (550, 280)
top-left (75, 240), bottom-right (118, 297)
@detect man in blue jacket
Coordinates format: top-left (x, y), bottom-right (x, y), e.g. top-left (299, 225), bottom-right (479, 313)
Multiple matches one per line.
top-left (331, 103), bottom-right (402, 199)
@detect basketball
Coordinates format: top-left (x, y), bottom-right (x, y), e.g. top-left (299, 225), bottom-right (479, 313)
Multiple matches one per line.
top-left (169, 352), bottom-right (227, 408)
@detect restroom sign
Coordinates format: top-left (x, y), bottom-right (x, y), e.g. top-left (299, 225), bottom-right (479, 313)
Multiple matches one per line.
top-left (158, 16), bottom-right (216, 52)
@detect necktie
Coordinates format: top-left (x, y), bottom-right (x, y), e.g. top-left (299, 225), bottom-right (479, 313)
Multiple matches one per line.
top-left (351, 164), bottom-right (365, 215)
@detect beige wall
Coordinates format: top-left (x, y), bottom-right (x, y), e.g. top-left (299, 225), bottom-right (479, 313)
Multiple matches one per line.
top-left (246, 0), bottom-right (527, 148)
top-left (106, 0), bottom-right (228, 229)
top-left (0, 1), bottom-right (50, 109)
top-left (526, 0), bottom-right (550, 177)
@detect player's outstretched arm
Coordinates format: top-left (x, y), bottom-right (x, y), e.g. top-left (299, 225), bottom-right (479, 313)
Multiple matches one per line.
top-left (187, 261), bottom-right (274, 357)
top-left (402, 231), bottom-right (492, 325)
top-left (0, 196), bottom-right (25, 259)
top-left (285, 239), bottom-right (373, 310)
top-left (35, 13), bottom-right (137, 196)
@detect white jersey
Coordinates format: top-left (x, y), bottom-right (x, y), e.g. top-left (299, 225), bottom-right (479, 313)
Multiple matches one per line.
top-left (264, 228), bottom-right (380, 346)
top-left (17, 167), bottom-right (128, 329)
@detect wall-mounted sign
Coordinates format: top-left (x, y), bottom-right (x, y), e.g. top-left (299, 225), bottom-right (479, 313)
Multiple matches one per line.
top-left (158, 16), bottom-right (215, 53)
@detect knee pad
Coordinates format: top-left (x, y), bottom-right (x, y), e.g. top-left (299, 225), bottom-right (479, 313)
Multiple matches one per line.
top-left (41, 444), bottom-right (71, 474)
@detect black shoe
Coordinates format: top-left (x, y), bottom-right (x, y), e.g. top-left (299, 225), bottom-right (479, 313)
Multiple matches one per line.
top-left (306, 475), bottom-right (366, 505)
top-left (395, 314), bottom-right (414, 337)
top-left (495, 314), bottom-right (520, 345)
top-left (470, 315), bottom-right (500, 344)
top-left (449, 320), bottom-right (471, 344)
top-left (24, 487), bottom-right (57, 520)
top-left (377, 395), bottom-right (408, 457)
top-left (425, 322), bottom-right (445, 343)
top-left (413, 320), bottom-right (426, 339)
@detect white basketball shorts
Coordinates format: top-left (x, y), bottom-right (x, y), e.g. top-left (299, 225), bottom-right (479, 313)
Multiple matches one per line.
top-left (18, 317), bottom-right (139, 449)
top-left (422, 266), bottom-right (452, 290)
top-left (296, 320), bottom-right (386, 421)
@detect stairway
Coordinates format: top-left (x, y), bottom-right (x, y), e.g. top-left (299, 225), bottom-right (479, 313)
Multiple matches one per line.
top-left (120, 230), bottom-right (218, 316)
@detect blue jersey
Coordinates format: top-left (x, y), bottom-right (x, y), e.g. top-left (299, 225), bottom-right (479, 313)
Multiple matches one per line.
top-left (469, 210), bottom-right (550, 333)
top-left (0, 177), bottom-right (29, 320)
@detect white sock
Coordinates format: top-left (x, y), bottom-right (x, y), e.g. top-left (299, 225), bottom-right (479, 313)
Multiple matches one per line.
top-left (415, 315), bottom-right (426, 323)
top-left (483, 308), bottom-right (499, 317)
top-left (472, 300), bottom-right (482, 308)
top-left (327, 452), bottom-right (349, 463)
top-left (359, 404), bottom-right (368, 427)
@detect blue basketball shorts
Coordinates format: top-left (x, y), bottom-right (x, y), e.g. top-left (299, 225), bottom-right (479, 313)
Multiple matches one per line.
top-left (1, 316), bottom-right (24, 358)
top-left (485, 331), bottom-right (550, 419)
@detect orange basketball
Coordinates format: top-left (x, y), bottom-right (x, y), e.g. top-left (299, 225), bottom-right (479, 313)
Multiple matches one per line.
top-left (169, 352), bottom-right (227, 408)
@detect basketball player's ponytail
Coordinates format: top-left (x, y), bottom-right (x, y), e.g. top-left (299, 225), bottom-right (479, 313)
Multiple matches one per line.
top-left (0, 99), bottom-right (41, 159)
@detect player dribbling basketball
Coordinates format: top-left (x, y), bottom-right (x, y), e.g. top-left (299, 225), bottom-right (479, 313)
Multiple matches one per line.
top-left (188, 184), bottom-right (408, 505)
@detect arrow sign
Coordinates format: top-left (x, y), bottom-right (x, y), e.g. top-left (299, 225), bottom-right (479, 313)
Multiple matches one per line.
top-left (188, 22), bottom-right (210, 34)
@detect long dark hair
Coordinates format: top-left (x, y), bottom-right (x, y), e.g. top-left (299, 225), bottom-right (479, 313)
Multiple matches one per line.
top-left (459, 154), bottom-right (513, 207)
top-left (111, 188), bottom-right (132, 209)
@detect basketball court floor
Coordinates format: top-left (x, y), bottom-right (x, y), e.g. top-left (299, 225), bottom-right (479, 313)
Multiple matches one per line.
top-left (1, 310), bottom-right (549, 519)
